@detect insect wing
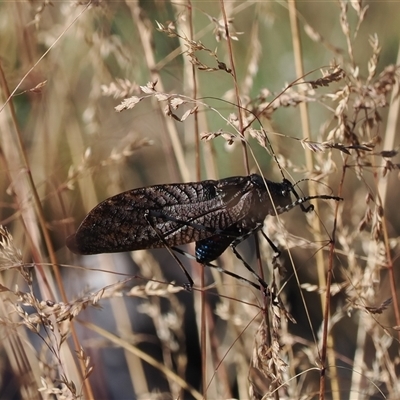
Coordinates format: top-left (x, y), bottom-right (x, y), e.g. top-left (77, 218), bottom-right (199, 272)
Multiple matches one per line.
top-left (67, 178), bottom-right (250, 255)
top-left (67, 175), bottom-right (269, 256)
top-left (67, 181), bottom-right (215, 254)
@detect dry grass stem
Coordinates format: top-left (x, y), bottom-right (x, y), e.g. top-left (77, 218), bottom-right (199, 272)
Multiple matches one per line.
top-left (0, 1), bottom-right (399, 399)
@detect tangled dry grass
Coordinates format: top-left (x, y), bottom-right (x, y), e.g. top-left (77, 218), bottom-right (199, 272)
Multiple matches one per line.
top-left (0, 1), bottom-right (399, 399)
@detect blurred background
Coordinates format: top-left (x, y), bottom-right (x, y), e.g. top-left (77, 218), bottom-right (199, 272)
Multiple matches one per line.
top-left (0, 1), bottom-right (399, 399)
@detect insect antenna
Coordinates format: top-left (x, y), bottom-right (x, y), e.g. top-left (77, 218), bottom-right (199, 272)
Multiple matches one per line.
top-left (201, 96), bottom-right (287, 180)
top-left (292, 177), bottom-right (337, 193)
top-left (287, 178), bottom-right (343, 213)
top-left (222, 100), bottom-right (342, 218)
top-left (276, 193), bottom-right (343, 215)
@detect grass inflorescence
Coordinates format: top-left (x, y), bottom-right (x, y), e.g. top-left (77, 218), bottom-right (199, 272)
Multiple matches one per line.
top-left (0, 1), bottom-right (399, 399)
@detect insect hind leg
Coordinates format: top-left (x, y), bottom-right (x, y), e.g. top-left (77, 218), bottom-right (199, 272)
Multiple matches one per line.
top-left (144, 211), bottom-right (194, 290)
top-left (145, 210), bottom-right (279, 305)
top-left (232, 245), bottom-right (280, 306)
top-left (229, 230), bottom-right (281, 305)
top-left (171, 246), bottom-right (267, 293)
top-left (259, 229), bottom-right (281, 261)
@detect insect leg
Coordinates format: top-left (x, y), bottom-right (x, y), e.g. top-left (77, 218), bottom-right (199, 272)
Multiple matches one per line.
top-left (230, 242), bottom-right (265, 290)
top-left (144, 209), bottom-right (280, 301)
top-left (145, 209), bottom-right (269, 294)
top-left (195, 229), bottom-right (281, 302)
top-left (230, 244), bottom-right (279, 305)
top-left (171, 246), bottom-right (265, 293)
top-left (144, 210), bottom-right (264, 293)
top-left (226, 228), bottom-right (280, 304)
top-left (144, 211), bottom-right (194, 290)
top-left (259, 229), bottom-right (281, 261)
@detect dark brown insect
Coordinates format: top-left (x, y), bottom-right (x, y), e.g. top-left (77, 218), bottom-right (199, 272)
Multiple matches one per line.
top-left (67, 174), bottom-right (342, 292)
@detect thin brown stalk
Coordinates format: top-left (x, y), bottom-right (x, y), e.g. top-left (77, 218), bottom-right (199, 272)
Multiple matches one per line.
top-left (376, 43), bottom-right (400, 338)
top-left (288, 2), bottom-right (339, 399)
top-left (81, 319), bottom-right (204, 400)
top-left (219, 0), bottom-right (249, 175)
top-left (128, 0), bottom-right (189, 183)
top-left (181, 1), bottom-right (208, 396)
top-left (0, 61), bottom-right (94, 400)
top-left (219, 3), bottom-right (281, 398)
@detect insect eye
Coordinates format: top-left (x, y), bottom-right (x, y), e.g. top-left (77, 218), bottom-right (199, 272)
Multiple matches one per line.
top-left (280, 179), bottom-right (293, 197)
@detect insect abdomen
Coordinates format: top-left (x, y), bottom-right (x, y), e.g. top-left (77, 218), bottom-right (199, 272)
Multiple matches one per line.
top-left (195, 235), bottom-right (234, 264)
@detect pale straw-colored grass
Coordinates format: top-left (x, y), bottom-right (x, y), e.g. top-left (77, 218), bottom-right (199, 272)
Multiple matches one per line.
top-left (0, 1), bottom-right (399, 399)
